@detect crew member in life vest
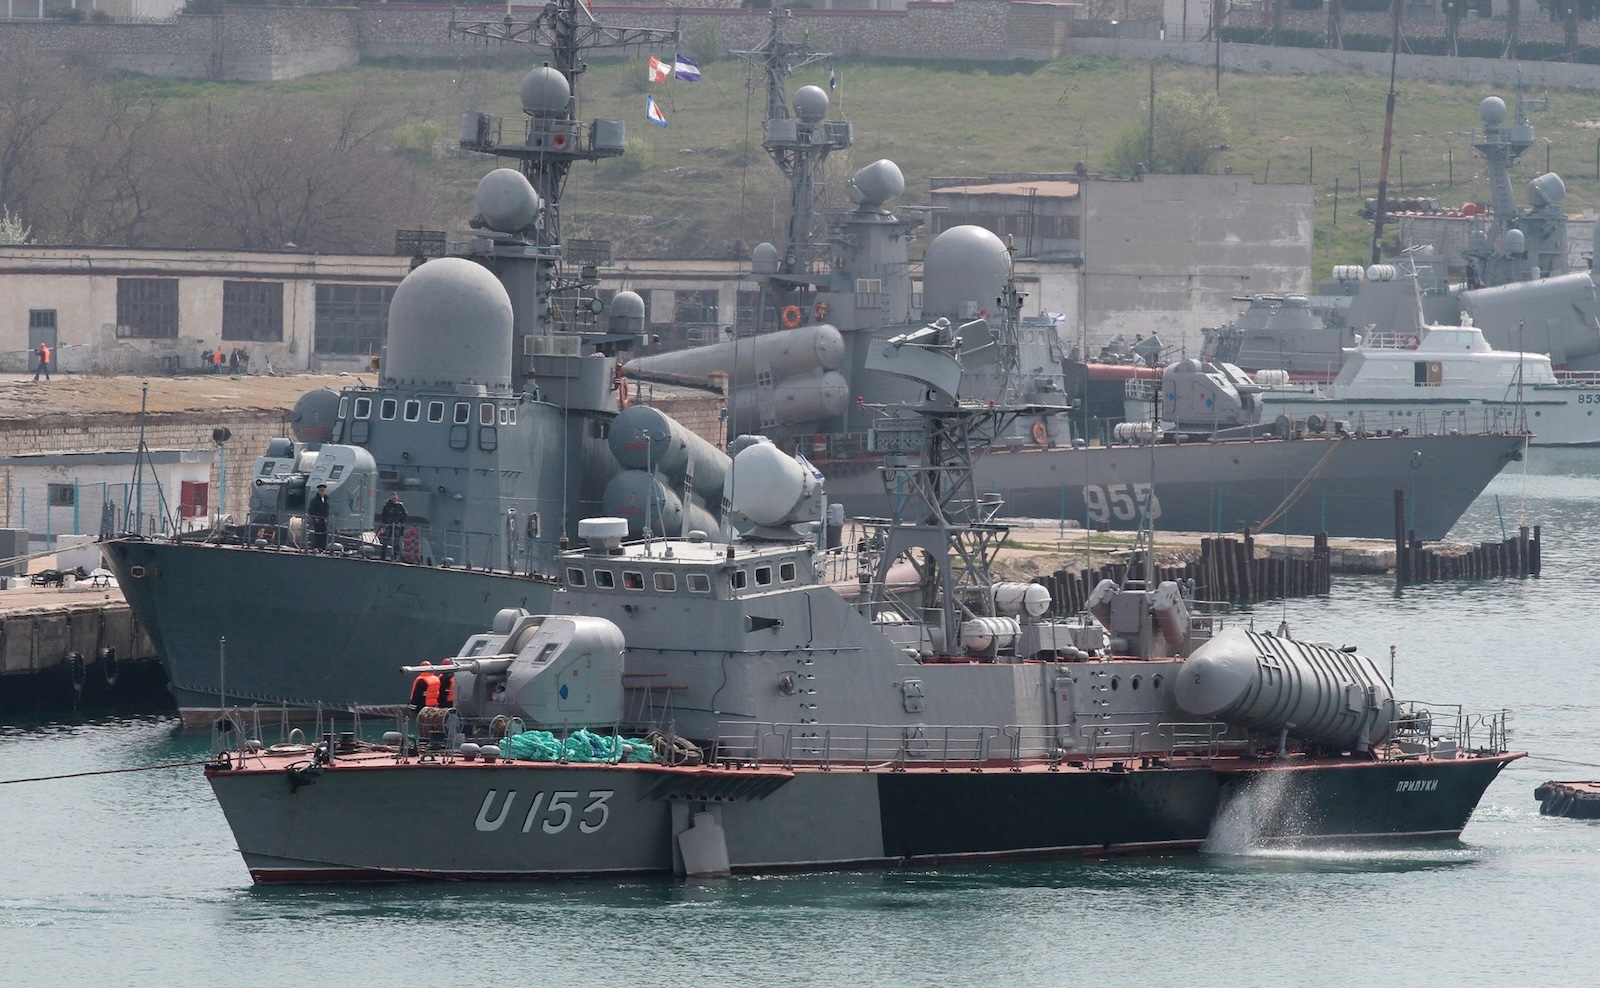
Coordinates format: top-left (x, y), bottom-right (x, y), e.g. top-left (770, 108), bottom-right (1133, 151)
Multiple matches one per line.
top-left (409, 660), bottom-right (441, 712)
top-left (437, 658), bottom-right (455, 708)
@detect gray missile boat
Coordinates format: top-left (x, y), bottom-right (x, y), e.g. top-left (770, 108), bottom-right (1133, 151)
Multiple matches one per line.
top-left (205, 333), bottom-right (1523, 883)
top-left (624, 20), bottom-right (1526, 540)
top-left (101, 1), bottom-right (699, 725)
top-left (1204, 92), bottom-right (1600, 379)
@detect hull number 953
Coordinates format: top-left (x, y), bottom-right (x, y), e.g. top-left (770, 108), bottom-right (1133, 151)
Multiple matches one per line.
top-left (475, 788), bottom-right (614, 834)
top-left (1082, 483), bottom-right (1162, 523)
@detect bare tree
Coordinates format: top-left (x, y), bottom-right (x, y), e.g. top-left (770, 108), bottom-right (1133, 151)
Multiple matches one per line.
top-left (159, 94), bottom-right (435, 252)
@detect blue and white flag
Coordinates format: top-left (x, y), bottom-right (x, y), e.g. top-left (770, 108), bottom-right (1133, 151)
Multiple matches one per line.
top-left (646, 95), bottom-right (668, 127)
top-left (674, 54), bottom-right (701, 82)
top-left (828, 67), bottom-right (837, 90)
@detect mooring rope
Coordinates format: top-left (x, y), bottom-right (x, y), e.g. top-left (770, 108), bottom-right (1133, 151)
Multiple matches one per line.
top-left (0, 759), bottom-right (210, 785)
top-left (1252, 433), bottom-right (1347, 534)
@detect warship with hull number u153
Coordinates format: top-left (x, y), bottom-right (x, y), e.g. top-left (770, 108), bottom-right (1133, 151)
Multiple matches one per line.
top-left (205, 322), bottom-right (1523, 883)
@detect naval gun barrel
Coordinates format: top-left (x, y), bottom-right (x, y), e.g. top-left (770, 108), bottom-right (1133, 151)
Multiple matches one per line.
top-left (401, 657), bottom-right (513, 676)
top-left (628, 324), bottom-right (845, 381)
top-left (609, 405), bottom-right (728, 503)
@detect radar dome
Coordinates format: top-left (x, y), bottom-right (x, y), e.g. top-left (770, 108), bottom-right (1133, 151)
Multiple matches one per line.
top-left (610, 290), bottom-right (645, 320)
top-left (1504, 229), bottom-right (1526, 253)
top-left (475, 168), bottom-right (543, 235)
top-left (921, 226), bottom-right (1011, 318)
top-left (1528, 172), bottom-right (1567, 207)
top-left (1480, 96), bottom-right (1507, 126)
top-left (847, 159), bottom-right (905, 209)
top-left (793, 85), bottom-right (829, 123)
top-left (752, 241), bottom-right (780, 274)
top-left (608, 290), bottom-right (645, 336)
top-left (291, 388), bottom-right (341, 445)
top-left (385, 257), bottom-right (513, 388)
top-left (520, 66), bottom-right (571, 118)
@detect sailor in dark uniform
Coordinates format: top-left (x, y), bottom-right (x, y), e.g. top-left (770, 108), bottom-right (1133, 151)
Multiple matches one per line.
top-left (307, 484), bottom-right (330, 551)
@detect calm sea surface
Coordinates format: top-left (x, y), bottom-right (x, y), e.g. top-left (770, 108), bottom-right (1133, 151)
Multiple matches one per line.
top-left (6, 451), bottom-right (1600, 987)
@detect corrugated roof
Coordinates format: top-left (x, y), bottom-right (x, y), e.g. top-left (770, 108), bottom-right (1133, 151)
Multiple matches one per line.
top-left (929, 180), bottom-right (1080, 199)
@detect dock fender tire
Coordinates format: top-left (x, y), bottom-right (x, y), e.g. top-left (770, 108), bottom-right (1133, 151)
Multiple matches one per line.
top-left (98, 646), bottom-right (118, 688)
top-left (67, 651), bottom-right (86, 695)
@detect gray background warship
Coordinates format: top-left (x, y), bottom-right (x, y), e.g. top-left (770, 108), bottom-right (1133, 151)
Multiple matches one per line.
top-left (1205, 92), bottom-right (1600, 379)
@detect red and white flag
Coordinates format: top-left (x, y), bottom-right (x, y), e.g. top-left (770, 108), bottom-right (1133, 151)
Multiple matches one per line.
top-left (648, 56), bottom-right (670, 84)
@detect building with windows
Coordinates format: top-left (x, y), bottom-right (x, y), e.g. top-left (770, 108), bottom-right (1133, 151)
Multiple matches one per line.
top-left (0, 247), bottom-right (409, 376)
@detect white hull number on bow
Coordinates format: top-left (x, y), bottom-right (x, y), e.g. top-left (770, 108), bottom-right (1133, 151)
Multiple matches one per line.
top-left (474, 788), bottom-right (615, 834)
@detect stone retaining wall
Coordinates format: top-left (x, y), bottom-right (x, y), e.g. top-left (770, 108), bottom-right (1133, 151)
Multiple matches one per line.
top-left (6, 3), bottom-right (1600, 84)
top-left (0, 408), bottom-right (290, 523)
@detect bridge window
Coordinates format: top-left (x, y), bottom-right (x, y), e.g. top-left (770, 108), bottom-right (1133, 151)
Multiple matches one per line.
top-left (594, 569), bottom-right (615, 589)
top-left (403, 400), bottom-right (421, 422)
top-left (780, 560), bottom-right (797, 583)
top-left (755, 565), bottom-right (773, 586)
top-left (653, 572), bottom-right (677, 592)
top-left (454, 402), bottom-right (470, 424)
top-left (379, 398), bottom-right (397, 420)
top-left (731, 569), bottom-right (747, 590)
top-left (622, 571), bottom-right (644, 590)
top-left (566, 567), bottom-right (587, 587)
top-left (687, 572), bottom-right (711, 593)
top-left (428, 401), bottom-right (445, 423)
top-left (353, 397), bottom-right (372, 419)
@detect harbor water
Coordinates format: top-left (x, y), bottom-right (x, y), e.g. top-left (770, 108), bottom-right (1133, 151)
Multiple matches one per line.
top-left (5, 452), bottom-right (1600, 987)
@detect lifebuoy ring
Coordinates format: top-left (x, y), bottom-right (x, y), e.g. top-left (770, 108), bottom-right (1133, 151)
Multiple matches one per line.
top-left (1031, 419), bottom-right (1049, 445)
top-left (814, 301), bottom-right (829, 320)
top-left (401, 526), bottom-right (421, 565)
top-left (781, 305), bottom-right (803, 328)
top-left (551, 131), bottom-right (568, 150)
top-left (1403, 334), bottom-right (1420, 350)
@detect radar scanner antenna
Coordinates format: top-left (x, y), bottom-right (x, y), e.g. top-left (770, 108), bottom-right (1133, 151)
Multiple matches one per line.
top-left (731, 9), bottom-right (847, 280)
top-left (450, 0), bottom-right (680, 249)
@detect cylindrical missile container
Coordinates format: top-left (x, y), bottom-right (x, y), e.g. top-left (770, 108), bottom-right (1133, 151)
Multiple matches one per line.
top-left (961, 617), bottom-right (1022, 655)
top-left (608, 405), bottom-right (728, 503)
top-left (626, 324), bottom-right (844, 381)
top-left (600, 470), bottom-right (719, 538)
top-left (727, 440), bottom-right (819, 527)
top-left (1175, 626), bottom-right (1398, 751)
top-left (992, 582), bottom-right (1051, 619)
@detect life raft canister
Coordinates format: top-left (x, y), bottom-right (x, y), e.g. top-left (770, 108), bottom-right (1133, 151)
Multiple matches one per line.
top-left (781, 305), bottom-right (803, 328)
top-left (401, 526), bottom-right (422, 565)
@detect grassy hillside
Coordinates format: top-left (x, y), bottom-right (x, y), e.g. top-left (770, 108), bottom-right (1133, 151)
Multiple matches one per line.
top-left (140, 52), bottom-right (1600, 277)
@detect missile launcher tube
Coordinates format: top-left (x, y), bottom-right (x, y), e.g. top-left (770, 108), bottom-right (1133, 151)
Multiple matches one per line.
top-left (1175, 626), bottom-right (1398, 751)
top-left (608, 405), bottom-right (728, 503)
top-left (627, 324), bottom-right (845, 380)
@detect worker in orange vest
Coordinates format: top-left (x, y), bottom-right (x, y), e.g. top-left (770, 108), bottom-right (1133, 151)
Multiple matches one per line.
top-left (437, 658), bottom-right (455, 707)
top-left (409, 660), bottom-right (442, 712)
top-left (32, 342), bottom-right (50, 382)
